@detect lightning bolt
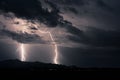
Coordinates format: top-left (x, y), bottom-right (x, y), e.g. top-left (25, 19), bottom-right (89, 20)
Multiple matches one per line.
top-left (36, 28), bottom-right (59, 64)
top-left (16, 43), bottom-right (26, 61)
top-left (20, 44), bottom-right (26, 61)
top-left (15, 20), bottom-right (59, 64)
top-left (49, 32), bottom-right (59, 64)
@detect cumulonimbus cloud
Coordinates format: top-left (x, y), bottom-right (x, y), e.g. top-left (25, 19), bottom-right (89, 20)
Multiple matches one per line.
top-left (0, 0), bottom-right (120, 48)
top-left (0, 29), bottom-right (47, 44)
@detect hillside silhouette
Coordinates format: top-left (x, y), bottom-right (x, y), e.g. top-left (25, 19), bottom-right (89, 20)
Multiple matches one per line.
top-left (0, 59), bottom-right (120, 79)
top-left (0, 59), bottom-right (120, 72)
top-left (0, 59), bottom-right (80, 71)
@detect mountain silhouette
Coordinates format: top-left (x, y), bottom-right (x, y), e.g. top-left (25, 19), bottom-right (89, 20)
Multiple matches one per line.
top-left (0, 59), bottom-right (119, 79)
top-left (0, 59), bottom-right (120, 72)
top-left (0, 59), bottom-right (80, 71)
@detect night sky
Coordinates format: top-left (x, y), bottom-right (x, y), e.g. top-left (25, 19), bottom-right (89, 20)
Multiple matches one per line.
top-left (0, 0), bottom-right (120, 67)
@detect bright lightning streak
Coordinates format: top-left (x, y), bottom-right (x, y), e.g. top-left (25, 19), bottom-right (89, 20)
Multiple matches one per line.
top-left (49, 32), bottom-right (59, 64)
top-left (20, 44), bottom-right (26, 61)
top-left (54, 44), bottom-right (58, 64)
top-left (35, 27), bottom-right (59, 64)
top-left (14, 18), bottom-right (59, 63)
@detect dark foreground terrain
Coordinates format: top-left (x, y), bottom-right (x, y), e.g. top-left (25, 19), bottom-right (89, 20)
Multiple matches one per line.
top-left (0, 59), bottom-right (81, 71)
top-left (0, 59), bottom-right (120, 71)
top-left (0, 60), bottom-right (119, 79)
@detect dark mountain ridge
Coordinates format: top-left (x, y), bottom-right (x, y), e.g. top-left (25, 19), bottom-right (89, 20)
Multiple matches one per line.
top-left (0, 59), bottom-right (120, 72)
top-left (0, 59), bottom-right (119, 80)
top-left (0, 59), bottom-right (79, 71)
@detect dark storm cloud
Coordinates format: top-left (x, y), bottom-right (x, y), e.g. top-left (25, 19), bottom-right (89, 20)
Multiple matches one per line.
top-left (59, 20), bottom-right (82, 36)
top-left (0, 0), bottom-right (82, 36)
top-left (95, 0), bottom-right (114, 12)
top-left (50, 0), bottom-right (84, 5)
top-left (0, 29), bottom-right (46, 44)
top-left (68, 27), bottom-right (120, 47)
top-left (0, 0), bottom-right (119, 46)
top-left (51, 0), bottom-right (112, 9)
top-left (0, 0), bottom-right (62, 27)
top-left (0, 0), bottom-right (41, 18)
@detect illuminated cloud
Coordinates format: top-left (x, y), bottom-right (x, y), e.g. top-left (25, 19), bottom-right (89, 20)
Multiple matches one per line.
top-left (0, 0), bottom-right (120, 48)
top-left (0, 29), bottom-right (46, 44)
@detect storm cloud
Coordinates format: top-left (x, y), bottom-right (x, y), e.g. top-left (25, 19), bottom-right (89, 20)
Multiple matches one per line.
top-left (0, 0), bottom-right (61, 27)
top-left (0, 0), bottom-right (120, 47)
top-left (0, 29), bottom-right (46, 44)
top-left (0, 0), bottom-right (83, 45)
top-left (68, 27), bottom-right (120, 47)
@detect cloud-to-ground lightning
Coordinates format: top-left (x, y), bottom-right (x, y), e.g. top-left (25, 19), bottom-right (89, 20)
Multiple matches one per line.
top-left (49, 32), bottom-right (59, 64)
top-left (16, 43), bottom-right (26, 61)
top-left (20, 44), bottom-right (26, 61)
top-left (14, 18), bottom-right (59, 64)
top-left (19, 29), bottom-right (26, 61)
top-left (34, 26), bottom-right (59, 64)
